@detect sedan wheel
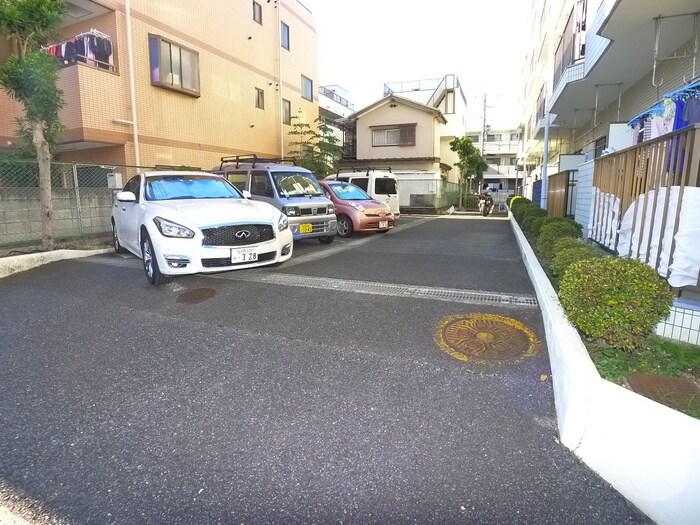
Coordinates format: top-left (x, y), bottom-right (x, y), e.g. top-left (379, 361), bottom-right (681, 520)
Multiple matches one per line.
top-left (112, 220), bottom-right (127, 254)
top-left (336, 215), bottom-right (353, 238)
top-left (141, 231), bottom-right (172, 285)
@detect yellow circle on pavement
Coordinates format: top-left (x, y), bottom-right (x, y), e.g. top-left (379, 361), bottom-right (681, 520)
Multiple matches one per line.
top-left (434, 313), bottom-right (539, 364)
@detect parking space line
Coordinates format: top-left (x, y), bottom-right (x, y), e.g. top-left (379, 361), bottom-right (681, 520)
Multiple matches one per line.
top-left (281, 217), bottom-right (435, 268)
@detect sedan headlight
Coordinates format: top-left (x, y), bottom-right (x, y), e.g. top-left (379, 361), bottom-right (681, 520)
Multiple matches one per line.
top-left (153, 217), bottom-right (195, 238)
top-left (282, 206), bottom-right (299, 217)
top-left (327, 204), bottom-right (335, 214)
top-left (278, 214), bottom-right (289, 232)
top-left (349, 202), bottom-right (365, 212)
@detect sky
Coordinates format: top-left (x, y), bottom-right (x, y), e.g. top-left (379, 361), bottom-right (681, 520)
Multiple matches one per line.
top-left (306, 0), bottom-right (529, 131)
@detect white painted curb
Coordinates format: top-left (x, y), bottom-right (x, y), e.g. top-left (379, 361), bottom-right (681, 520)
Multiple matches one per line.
top-left (510, 213), bottom-right (700, 525)
top-left (0, 249), bottom-right (112, 279)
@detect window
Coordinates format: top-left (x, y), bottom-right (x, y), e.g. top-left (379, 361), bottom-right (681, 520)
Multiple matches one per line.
top-left (251, 171), bottom-right (273, 197)
top-left (466, 135), bottom-right (480, 143)
top-left (301, 75), bottom-right (313, 101)
top-left (123, 176), bottom-right (141, 200)
top-left (255, 87), bottom-right (265, 109)
top-left (374, 178), bottom-right (397, 195)
top-left (510, 132), bottom-right (519, 141)
top-left (509, 157), bottom-right (518, 165)
top-left (281, 22), bottom-right (290, 50)
top-left (253, 1), bottom-right (262, 24)
top-left (371, 124), bottom-right (416, 147)
top-left (226, 172), bottom-right (248, 192)
top-left (594, 136), bottom-right (607, 158)
top-left (282, 98), bottom-right (291, 125)
top-left (149, 35), bottom-right (200, 96)
top-left (486, 134), bottom-right (502, 142)
top-left (352, 178), bottom-right (369, 191)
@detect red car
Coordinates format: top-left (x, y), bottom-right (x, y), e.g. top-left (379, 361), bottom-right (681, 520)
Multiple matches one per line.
top-left (319, 180), bottom-right (396, 237)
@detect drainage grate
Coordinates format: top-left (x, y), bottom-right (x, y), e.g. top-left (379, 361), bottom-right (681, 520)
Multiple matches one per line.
top-left (224, 273), bottom-right (539, 308)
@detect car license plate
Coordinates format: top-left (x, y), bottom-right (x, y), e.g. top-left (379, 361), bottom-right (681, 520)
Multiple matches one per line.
top-left (379, 221), bottom-right (388, 228)
top-left (231, 247), bottom-right (258, 263)
top-left (300, 223), bottom-right (313, 234)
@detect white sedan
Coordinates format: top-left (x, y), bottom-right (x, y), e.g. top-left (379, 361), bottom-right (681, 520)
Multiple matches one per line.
top-left (111, 171), bottom-right (293, 285)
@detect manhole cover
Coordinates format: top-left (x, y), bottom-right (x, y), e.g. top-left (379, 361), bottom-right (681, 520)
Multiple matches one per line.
top-left (176, 287), bottom-right (217, 304)
top-left (434, 313), bottom-right (539, 364)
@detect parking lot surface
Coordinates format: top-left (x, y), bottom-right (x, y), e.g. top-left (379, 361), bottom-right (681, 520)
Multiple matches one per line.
top-left (0, 217), bottom-right (649, 524)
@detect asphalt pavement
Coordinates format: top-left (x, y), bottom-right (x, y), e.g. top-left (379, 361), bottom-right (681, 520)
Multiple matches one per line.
top-left (0, 216), bottom-right (650, 524)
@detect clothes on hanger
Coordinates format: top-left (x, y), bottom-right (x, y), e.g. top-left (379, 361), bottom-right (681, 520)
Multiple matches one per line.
top-left (44, 30), bottom-right (113, 70)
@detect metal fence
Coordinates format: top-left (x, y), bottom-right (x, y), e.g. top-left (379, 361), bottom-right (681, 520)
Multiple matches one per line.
top-left (398, 178), bottom-right (460, 212)
top-left (0, 159), bottom-right (123, 247)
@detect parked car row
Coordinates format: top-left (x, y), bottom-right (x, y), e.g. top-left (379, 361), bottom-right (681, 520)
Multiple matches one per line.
top-left (111, 157), bottom-right (400, 285)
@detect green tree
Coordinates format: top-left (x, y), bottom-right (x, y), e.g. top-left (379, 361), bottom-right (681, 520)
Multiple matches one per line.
top-left (288, 115), bottom-right (342, 178)
top-left (0, 0), bottom-right (66, 250)
top-left (449, 136), bottom-right (488, 208)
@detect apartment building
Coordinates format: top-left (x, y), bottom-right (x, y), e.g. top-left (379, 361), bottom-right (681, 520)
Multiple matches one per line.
top-left (520, 0), bottom-right (700, 347)
top-left (0, 0), bottom-right (318, 173)
top-left (465, 128), bottom-right (523, 193)
top-left (318, 84), bottom-right (354, 159)
top-left (521, 0), bottom-right (699, 212)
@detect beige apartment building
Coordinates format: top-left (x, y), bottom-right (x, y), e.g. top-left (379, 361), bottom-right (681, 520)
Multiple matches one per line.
top-left (0, 0), bottom-right (318, 173)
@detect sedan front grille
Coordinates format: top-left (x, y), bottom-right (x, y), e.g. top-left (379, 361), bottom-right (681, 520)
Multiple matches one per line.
top-left (201, 224), bottom-right (274, 247)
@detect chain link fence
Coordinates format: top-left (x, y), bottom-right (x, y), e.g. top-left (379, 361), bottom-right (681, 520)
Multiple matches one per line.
top-left (0, 158), bottom-right (127, 247)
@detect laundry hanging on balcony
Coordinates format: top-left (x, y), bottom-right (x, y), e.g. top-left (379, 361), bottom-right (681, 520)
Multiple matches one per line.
top-left (44, 29), bottom-right (113, 70)
top-left (627, 79), bottom-right (700, 143)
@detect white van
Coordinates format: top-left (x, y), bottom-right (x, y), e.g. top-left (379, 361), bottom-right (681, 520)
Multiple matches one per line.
top-left (326, 168), bottom-right (400, 218)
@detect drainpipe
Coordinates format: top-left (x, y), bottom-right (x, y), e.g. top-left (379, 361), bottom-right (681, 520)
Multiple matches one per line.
top-left (541, 113), bottom-right (550, 211)
top-left (277, 0), bottom-right (283, 158)
top-left (125, 0), bottom-right (141, 167)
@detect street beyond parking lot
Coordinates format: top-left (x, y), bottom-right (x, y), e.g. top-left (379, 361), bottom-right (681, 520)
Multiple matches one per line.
top-left (0, 216), bottom-right (649, 524)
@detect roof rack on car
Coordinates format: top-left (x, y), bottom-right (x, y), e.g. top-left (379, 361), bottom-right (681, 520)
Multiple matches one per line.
top-left (219, 155), bottom-right (297, 170)
top-left (335, 166), bottom-right (393, 175)
top-left (365, 166), bottom-right (392, 173)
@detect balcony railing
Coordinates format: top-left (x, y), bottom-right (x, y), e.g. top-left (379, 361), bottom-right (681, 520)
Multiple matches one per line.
top-left (319, 86), bottom-right (354, 111)
top-left (553, 0), bottom-right (586, 89)
top-left (589, 125), bottom-right (700, 288)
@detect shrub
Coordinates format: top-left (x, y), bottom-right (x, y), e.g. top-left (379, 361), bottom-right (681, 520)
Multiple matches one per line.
top-left (550, 243), bottom-right (603, 278)
top-left (513, 202), bottom-right (542, 223)
top-left (559, 257), bottom-right (674, 351)
top-left (521, 207), bottom-right (548, 235)
top-left (508, 195), bottom-right (529, 209)
top-left (529, 216), bottom-right (547, 239)
top-left (536, 218), bottom-right (583, 260)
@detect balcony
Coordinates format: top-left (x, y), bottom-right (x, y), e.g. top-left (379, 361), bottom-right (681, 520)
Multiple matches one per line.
top-left (485, 164), bottom-right (518, 178)
top-left (552, 0), bottom-right (587, 90)
top-left (482, 140), bottom-right (520, 154)
top-left (549, 0), bottom-right (700, 132)
top-left (56, 63), bottom-right (127, 149)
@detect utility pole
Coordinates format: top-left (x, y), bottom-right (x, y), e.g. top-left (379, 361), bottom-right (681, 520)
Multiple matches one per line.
top-left (479, 94), bottom-right (488, 194)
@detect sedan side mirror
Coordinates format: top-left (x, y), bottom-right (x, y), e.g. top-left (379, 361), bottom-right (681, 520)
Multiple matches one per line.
top-left (241, 190), bottom-right (252, 199)
top-left (115, 191), bottom-right (137, 202)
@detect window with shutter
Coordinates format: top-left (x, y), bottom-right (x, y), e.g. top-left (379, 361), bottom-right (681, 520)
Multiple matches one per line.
top-left (371, 124), bottom-right (416, 147)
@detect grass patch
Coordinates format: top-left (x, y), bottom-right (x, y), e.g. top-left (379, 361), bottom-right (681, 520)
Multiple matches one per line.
top-left (588, 335), bottom-right (700, 419)
top-left (589, 336), bottom-right (700, 382)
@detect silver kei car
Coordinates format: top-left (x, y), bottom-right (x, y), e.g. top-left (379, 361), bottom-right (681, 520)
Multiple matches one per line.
top-left (111, 171), bottom-right (293, 285)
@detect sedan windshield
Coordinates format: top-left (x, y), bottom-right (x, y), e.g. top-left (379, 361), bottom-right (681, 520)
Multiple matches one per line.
top-left (145, 175), bottom-right (243, 201)
top-left (273, 172), bottom-right (324, 197)
top-left (329, 182), bottom-right (371, 201)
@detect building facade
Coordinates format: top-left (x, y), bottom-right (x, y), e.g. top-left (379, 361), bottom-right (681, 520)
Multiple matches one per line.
top-left (520, 0), bottom-right (699, 205)
top-left (0, 0), bottom-right (318, 174)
